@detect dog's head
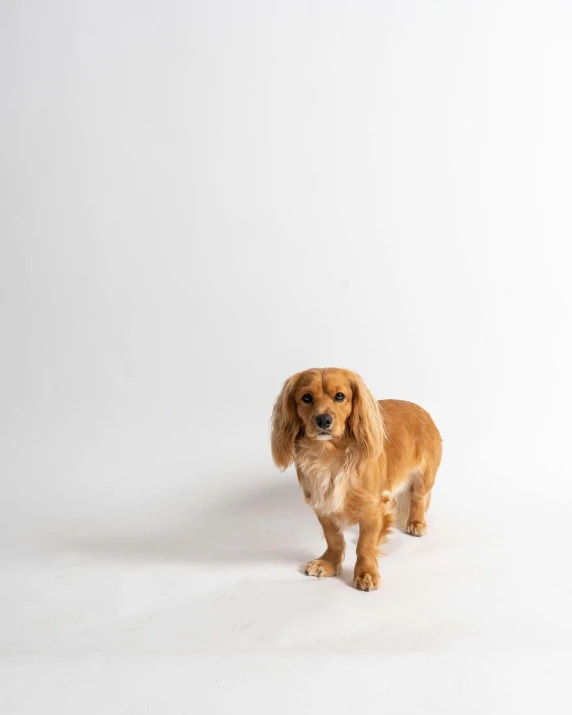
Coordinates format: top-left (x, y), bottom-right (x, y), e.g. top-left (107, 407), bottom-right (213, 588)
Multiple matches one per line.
top-left (270, 368), bottom-right (384, 470)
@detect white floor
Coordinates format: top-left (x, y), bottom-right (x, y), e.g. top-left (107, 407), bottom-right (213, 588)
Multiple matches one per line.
top-left (2, 451), bottom-right (571, 715)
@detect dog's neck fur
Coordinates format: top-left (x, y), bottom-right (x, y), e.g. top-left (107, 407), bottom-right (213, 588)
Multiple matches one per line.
top-left (294, 437), bottom-right (358, 517)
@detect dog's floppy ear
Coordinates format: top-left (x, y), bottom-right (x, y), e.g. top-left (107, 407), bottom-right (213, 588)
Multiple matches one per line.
top-left (271, 373), bottom-right (302, 470)
top-left (348, 373), bottom-right (385, 464)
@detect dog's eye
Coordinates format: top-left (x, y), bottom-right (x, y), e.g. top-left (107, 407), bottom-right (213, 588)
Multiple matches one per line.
top-left (301, 394), bottom-right (313, 403)
top-left (334, 392), bottom-right (345, 402)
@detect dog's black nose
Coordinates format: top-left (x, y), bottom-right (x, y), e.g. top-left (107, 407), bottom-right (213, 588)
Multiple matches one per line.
top-left (315, 414), bottom-right (333, 430)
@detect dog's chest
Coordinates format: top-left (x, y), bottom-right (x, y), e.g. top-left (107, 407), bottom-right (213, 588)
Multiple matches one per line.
top-left (296, 449), bottom-right (352, 517)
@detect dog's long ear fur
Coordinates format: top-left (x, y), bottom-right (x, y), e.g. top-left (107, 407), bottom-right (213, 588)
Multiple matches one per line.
top-left (271, 373), bottom-right (302, 470)
top-left (349, 373), bottom-right (385, 465)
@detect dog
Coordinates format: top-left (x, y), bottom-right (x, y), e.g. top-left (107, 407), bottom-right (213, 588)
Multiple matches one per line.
top-left (271, 368), bottom-right (442, 590)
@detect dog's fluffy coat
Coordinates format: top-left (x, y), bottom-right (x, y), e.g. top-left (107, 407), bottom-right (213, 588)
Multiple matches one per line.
top-left (271, 368), bottom-right (442, 590)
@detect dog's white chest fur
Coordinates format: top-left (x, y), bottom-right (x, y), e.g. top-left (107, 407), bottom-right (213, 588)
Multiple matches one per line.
top-left (295, 445), bottom-right (352, 516)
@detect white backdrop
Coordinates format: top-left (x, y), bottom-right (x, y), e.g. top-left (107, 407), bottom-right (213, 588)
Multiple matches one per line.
top-left (1, 1), bottom-right (571, 713)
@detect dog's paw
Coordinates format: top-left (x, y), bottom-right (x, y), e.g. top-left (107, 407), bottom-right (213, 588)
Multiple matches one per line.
top-left (304, 559), bottom-right (340, 578)
top-left (406, 521), bottom-right (427, 537)
top-left (353, 569), bottom-right (381, 591)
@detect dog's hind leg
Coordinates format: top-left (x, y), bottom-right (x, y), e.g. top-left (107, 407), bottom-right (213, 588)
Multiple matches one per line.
top-left (406, 464), bottom-right (437, 537)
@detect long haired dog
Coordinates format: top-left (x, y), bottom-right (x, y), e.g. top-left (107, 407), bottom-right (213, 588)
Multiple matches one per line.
top-left (271, 368), bottom-right (442, 591)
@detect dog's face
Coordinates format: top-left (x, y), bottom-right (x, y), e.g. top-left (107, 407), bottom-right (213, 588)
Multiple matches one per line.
top-left (271, 368), bottom-right (385, 470)
top-left (294, 369), bottom-right (354, 441)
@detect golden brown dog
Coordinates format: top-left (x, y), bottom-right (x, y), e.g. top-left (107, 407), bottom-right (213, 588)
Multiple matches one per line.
top-left (271, 368), bottom-right (442, 590)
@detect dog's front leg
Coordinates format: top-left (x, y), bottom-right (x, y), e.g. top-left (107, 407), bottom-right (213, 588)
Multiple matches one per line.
top-left (354, 512), bottom-right (383, 591)
top-left (304, 513), bottom-right (345, 578)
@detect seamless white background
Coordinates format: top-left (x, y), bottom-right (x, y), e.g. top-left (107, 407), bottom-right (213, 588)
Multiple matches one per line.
top-left (1, 1), bottom-right (571, 713)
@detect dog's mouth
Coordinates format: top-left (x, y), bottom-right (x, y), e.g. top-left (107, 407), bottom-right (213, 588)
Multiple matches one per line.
top-left (315, 431), bottom-right (333, 441)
